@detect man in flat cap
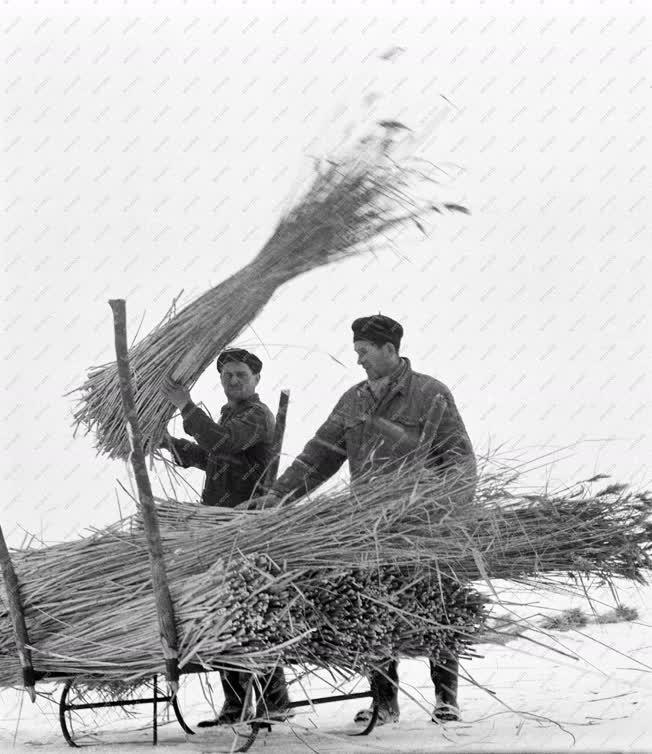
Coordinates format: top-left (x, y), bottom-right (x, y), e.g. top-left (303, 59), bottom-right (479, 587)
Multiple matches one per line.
top-left (249, 315), bottom-right (477, 726)
top-left (161, 348), bottom-right (290, 725)
top-left (162, 348), bottom-right (273, 508)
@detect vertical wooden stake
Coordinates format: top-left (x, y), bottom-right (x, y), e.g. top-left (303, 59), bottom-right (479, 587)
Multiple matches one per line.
top-left (109, 299), bottom-right (179, 693)
top-left (264, 389), bottom-right (290, 489)
top-left (0, 525), bottom-right (36, 702)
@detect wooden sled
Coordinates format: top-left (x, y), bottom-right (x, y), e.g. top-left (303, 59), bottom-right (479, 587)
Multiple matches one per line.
top-left (1, 309), bottom-right (380, 751)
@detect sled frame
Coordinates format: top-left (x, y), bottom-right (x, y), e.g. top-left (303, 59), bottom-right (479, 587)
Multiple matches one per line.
top-left (58, 673), bottom-right (378, 749)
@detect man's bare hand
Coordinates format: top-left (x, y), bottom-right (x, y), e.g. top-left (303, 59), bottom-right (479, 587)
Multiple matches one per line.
top-left (161, 376), bottom-right (192, 411)
top-left (235, 492), bottom-right (283, 511)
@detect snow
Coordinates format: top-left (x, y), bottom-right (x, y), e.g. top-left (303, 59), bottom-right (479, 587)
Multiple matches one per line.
top-left (2, 583), bottom-right (651, 753)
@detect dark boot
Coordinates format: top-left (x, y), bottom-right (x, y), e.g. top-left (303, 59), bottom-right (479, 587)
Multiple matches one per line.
top-left (255, 666), bottom-right (293, 722)
top-left (354, 660), bottom-right (400, 725)
top-left (430, 650), bottom-right (460, 722)
top-left (218, 669), bottom-right (253, 724)
top-left (197, 669), bottom-right (253, 727)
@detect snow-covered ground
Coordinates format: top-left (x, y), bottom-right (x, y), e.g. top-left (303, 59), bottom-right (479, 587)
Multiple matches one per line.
top-left (2, 582), bottom-right (651, 753)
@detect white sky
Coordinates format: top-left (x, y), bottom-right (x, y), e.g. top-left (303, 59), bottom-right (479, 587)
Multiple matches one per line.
top-left (2, 0), bottom-right (651, 546)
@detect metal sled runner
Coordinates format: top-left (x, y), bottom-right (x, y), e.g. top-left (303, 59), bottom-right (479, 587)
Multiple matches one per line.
top-left (56, 669), bottom-right (379, 751)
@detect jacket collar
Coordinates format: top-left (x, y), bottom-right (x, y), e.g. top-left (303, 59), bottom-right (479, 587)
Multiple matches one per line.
top-left (359, 357), bottom-right (412, 401)
top-left (389, 357), bottom-right (411, 394)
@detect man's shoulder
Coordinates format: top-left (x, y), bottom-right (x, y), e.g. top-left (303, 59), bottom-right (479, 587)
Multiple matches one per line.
top-left (249, 397), bottom-right (275, 418)
top-left (314, 381), bottom-right (367, 418)
top-left (338, 379), bottom-right (369, 402)
top-left (408, 369), bottom-right (453, 397)
top-left (248, 394), bottom-right (272, 409)
top-left (238, 397), bottom-right (276, 441)
top-left (230, 396), bottom-right (275, 423)
top-left (333, 371), bottom-right (453, 401)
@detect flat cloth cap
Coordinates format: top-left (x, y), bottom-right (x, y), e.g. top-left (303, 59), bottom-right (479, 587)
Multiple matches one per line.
top-left (351, 315), bottom-right (403, 349)
top-left (216, 348), bottom-right (263, 374)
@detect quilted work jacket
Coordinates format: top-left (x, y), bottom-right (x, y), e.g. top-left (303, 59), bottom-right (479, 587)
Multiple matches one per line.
top-left (168, 393), bottom-right (275, 507)
top-left (272, 358), bottom-right (476, 502)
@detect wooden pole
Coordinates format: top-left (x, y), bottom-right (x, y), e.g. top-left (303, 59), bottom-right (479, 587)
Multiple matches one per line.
top-left (109, 299), bottom-right (179, 693)
top-left (0, 525), bottom-right (36, 702)
top-left (264, 389), bottom-right (290, 488)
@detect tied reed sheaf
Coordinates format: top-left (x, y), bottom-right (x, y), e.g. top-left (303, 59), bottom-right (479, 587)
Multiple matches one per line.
top-left (1, 462), bottom-right (650, 689)
top-left (71, 130), bottom-right (469, 459)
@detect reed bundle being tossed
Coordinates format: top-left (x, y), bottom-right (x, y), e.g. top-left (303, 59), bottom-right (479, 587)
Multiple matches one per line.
top-left (71, 131), bottom-right (469, 459)
top-left (1, 462), bottom-right (649, 689)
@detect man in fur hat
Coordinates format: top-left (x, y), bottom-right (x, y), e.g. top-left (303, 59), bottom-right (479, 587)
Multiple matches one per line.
top-left (161, 348), bottom-right (290, 724)
top-left (246, 316), bottom-right (477, 726)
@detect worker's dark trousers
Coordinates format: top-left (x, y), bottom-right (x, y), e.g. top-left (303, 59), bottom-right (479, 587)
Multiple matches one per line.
top-left (221, 667), bottom-right (290, 711)
top-left (371, 649), bottom-right (458, 710)
top-left (369, 469), bottom-right (474, 711)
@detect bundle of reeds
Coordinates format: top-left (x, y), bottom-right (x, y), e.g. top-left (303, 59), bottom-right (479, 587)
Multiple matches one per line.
top-left (144, 463), bottom-right (652, 583)
top-left (0, 548), bottom-right (486, 688)
top-left (0, 551), bottom-right (307, 685)
top-left (295, 566), bottom-right (487, 670)
top-left (71, 132), bottom-right (469, 459)
top-left (1, 463), bottom-right (648, 689)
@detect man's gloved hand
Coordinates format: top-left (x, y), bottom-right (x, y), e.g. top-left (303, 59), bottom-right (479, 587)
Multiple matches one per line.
top-left (235, 491), bottom-right (283, 511)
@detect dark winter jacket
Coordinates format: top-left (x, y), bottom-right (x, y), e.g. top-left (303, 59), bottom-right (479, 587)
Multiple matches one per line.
top-left (272, 358), bottom-right (476, 502)
top-left (167, 393), bottom-right (275, 507)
